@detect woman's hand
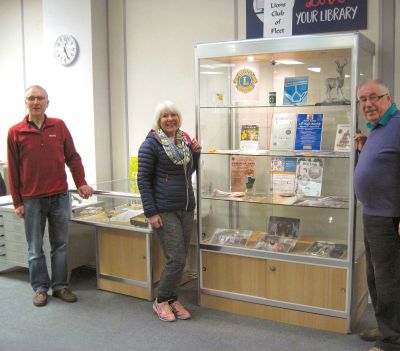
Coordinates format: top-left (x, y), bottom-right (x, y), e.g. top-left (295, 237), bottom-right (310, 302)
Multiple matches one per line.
top-left (191, 138), bottom-right (202, 153)
top-left (147, 214), bottom-right (163, 229)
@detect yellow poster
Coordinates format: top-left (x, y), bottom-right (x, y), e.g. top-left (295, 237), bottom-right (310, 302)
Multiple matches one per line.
top-left (129, 156), bottom-right (139, 194)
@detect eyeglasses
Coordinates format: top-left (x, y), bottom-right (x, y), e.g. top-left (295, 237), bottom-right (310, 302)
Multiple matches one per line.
top-left (25, 96), bottom-right (46, 102)
top-left (357, 94), bottom-right (388, 104)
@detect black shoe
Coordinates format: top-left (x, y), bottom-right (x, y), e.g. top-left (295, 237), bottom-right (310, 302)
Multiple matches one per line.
top-left (52, 288), bottom-right (77, 303)
top-left (360, 328), bottom-right (381, 342)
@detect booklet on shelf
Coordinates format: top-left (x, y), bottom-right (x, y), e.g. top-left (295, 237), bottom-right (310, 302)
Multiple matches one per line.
top-left (271, 157), bottom-right (297, 196)
top-left (283, 76), bottom-right (309, 105)
top-left (334, 124), bottom-right (351, 153)
top-left (295, 157), bottom-right (324, 197)
top-left (304, 241), bottom-right (347, 259)
top-left (230, 155), bottom-right (256, 192)
top-left (295, 113), bottom-right (323, 151)
top-left (267, 215), bottom-right (300, 238)
top-left (294, 196), bottom-right (348, 208)
top-left (210, 228), bottom-right (252, 247)
top-left (270, 113), bottom-right (296, 151)
top-left (240, 124), bottom-right (260, 151)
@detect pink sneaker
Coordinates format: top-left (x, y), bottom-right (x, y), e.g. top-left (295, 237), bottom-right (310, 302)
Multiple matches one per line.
top-left (170, 300), bottom-right (191, 320)
top-left (153, 300), bottom-right (176, 322)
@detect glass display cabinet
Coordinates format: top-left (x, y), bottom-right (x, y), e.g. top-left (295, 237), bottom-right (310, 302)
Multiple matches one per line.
top-left (70, 179), bottom-right (196, 301)
top-left (195, 32), bottom-right (375, 333)
top-left (70, 179), bottom-right (159, 301)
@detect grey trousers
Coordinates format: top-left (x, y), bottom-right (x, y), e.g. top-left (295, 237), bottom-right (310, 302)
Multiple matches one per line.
top-left (154, 210), bottom-right (194, 302)
top-left (363, 214), bottom-right (400, 350)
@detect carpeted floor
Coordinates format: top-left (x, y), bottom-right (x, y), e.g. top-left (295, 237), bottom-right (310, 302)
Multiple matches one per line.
top-left (0, 265), bottom-right (376, 351)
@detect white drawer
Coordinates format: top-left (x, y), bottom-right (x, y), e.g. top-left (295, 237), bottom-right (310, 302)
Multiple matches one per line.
top-left (5, 230), bottom-right (26, 243)
top-left (4, 219), bottom-right (25, 233)
top-left (2, 211), bottom-right (20, 222)
top-left (0, 246), bottom-right (6, 255)
top-left (5, 239), bottom-right (28, 253)
top-left (0, 217), bottom-right (3, 225)
top-left (5, 249), bottom-right (28, 264)
top-left (0, 225), bottom-right (5, 234)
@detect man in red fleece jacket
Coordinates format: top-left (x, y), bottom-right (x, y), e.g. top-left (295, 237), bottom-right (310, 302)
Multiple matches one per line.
top-left (7, 85), bottom-right (93, 307)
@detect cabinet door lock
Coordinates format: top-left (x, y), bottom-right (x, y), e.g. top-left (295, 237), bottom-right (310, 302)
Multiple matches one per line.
top-left (202, 266), bottom-right (207, 272)
top-left (269, 266), bottom-right (277, 272)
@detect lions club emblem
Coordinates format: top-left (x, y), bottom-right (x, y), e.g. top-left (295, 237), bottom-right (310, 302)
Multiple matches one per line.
top-left (233, 69), bottom-right (258, 93)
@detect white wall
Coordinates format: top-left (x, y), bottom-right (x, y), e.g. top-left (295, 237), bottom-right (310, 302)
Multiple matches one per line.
top-left (125, 0), bottom-right (237, 156)
top-left (0, 0), bottom-right (25, 162)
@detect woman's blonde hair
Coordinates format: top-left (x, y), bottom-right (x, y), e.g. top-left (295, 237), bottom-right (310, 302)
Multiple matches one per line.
top-left (152, 100), bottom-right (182, 130)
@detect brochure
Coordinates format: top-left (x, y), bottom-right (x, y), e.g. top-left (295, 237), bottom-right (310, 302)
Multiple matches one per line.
top-left (271, 157), bottom-right (297, 196)
top-left (270, 113), bottom-right (296, 151)
top-left (334, 124), bottom-right (351, 153)
top-left (240, 124), bottom-right (260, 151)
top-left (295, 157), bottom-right (324, 197)
top-left (295, 114), bottom-right (323, 151)
top-left (230, 156), bottom-right (256, 192)
top-left (283, 76), bottom-right (309, 105)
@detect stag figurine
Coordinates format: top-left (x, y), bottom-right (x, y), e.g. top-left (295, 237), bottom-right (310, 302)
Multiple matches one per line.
top-left (325, 59), bottom-right (347, 101)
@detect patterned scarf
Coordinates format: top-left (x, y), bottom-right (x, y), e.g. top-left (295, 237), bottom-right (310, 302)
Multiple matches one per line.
top-left (157, 128), bottom-right (191, 166)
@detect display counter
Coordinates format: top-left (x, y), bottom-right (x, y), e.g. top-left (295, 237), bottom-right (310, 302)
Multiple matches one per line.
top-left (70, 179), bottom-right (196, 301)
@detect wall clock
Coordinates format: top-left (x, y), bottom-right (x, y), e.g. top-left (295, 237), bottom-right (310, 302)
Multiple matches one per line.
top-left (54, 34), bottom-right (79, 66)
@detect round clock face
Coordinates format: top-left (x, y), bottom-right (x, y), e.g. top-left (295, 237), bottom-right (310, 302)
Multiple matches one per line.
top-left (54, 34), bottom-right (79, 66)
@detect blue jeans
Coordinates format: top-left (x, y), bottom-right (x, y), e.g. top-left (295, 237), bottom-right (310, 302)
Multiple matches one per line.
top-left (363, 214), bottom-right (400, 350)
top-left (23, 192), bottom-right (70, 293)
top-left (154, 210), bottom-right (194, 302)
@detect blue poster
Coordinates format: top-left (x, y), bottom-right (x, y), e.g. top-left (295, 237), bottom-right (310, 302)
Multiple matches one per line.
top-left (283, 76), bottom-right (308, 105)
top-left (295, 114), bottom-right (323, 151)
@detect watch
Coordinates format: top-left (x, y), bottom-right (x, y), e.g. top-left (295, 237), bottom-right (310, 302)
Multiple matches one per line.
top-left (54, 34), bottom-right (79, 66)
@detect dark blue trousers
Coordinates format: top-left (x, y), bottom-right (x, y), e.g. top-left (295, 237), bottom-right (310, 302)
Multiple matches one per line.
top-left (363, 214), bottom-right (400, 350)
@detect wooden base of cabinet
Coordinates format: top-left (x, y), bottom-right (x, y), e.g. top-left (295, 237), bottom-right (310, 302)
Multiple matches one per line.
top-left (96, 227), bottom-right (197, 301)
top-left (200, 293), bottom-right (348, 333)
top-left (98, 277), bottom-right (149, 300)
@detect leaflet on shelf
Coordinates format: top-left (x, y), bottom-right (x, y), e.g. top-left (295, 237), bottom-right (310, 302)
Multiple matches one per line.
top-left (294, 113), bottom-right (323, 151)
top-left (230, 155), bottom-right (256, 192)
top-left (240, 124), bottom-right (260, 151)
top-left (334, 123), bottom-right (351, 153)
top-left (270, 113), bottom-right (296, 151)
top-left (295, 157), bottom-right (324, 197)
top-left (271, 156), bottom-right (297, 196)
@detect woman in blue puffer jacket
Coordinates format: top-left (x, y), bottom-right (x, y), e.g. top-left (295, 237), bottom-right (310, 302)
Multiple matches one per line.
top-left (138, 100), bottom-right (201, 322)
